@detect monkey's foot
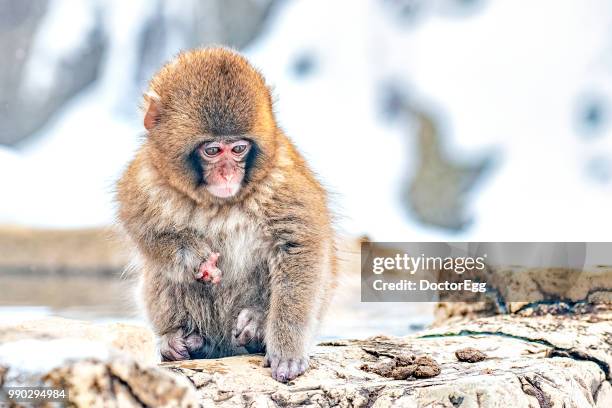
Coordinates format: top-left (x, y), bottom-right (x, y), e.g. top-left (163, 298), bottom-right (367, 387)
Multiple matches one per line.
top-left (160, 329), bottom-right (205, 361)
top-left (232, 308), bottom-right (265, 352)
top-left (196, 252), bottom-right (222, 284)
top-left (263, 353), bottom-right (309, 383)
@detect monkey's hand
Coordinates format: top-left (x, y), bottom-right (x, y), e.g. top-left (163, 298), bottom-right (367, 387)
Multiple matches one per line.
top-left (263, 353), bottom-right (309, 383)
top-left (196, 252), bottom-right (222, 284)
top-left (232, 308), bottom-right (265, 353)
top-left (160, 329), bottom-right (205, 361)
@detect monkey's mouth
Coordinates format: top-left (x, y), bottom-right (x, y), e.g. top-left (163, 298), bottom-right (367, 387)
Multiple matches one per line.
top-left (206, 183), bottom-right (241, 198)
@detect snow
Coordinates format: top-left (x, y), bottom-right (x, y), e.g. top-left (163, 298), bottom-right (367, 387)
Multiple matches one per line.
top-left (0, 306), bottom-right (52, 326)
top-left (248, 0), bottom-right (612, 241)
top-left (5, 90), bottom-right (141, 227)
top-left (2, 0), bottom-right (612, 240)
top-left (0, 338), bottom-right (110, 374)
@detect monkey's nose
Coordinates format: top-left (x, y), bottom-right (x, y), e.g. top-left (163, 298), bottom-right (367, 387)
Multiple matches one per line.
top-left (222, 173), bottom-right (234, 183)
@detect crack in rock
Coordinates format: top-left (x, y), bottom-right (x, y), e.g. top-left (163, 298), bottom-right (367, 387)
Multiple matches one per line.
top-left (520, 375), bottom-right (552, 408)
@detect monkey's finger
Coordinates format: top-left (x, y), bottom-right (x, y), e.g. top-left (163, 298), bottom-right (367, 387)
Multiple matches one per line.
top-left (196, 265), bottom-right (212, 281)
top-left (274, 359), bottom-right (290, 383)
top-left (263, 354), bottom-right (271, 367)
top-left (286, 359), bottom-right (301, 381)
top-left (208, 252), bottom-right (220, 265)
top-left (265, 354), bottom-right (280, 373)
top-left (211, 268), bottom-right (222, 284)
top-left (271, 356), bottom-right (280, 372)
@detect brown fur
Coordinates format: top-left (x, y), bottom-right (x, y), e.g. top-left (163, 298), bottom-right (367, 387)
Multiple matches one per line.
top-left (116, 48), bottom-right (336, 371)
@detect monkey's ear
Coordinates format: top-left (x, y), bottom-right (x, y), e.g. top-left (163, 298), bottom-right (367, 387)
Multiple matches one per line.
top-left (143, 90), bottom-right (161, 131)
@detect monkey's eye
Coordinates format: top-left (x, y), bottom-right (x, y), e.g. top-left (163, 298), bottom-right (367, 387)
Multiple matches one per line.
top-left (203, 146), bottom-right (221, 156)
top-left (232, 144), bottom-right (247, 154)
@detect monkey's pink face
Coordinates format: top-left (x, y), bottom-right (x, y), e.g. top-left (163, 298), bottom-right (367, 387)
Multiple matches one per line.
top-left (199, 139), bottom-right (252, 198)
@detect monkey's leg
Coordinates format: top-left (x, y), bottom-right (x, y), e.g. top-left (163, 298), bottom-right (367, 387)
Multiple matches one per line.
top-left (160, 328), bottom-right (206, 361)
top-left (232, 308), bottom-right (265, 353)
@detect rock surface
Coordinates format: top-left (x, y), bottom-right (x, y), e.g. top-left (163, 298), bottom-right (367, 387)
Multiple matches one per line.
top-left (160, 310), bottom-right (611, 407)
top-left (434, 265), bottom-right (612, 325)
top-left (44, 358), bottom-right (199, 408)
top-left (0, 310), bottom-right (610, 407)
top-left (0, 317), bottom-right (198, 407)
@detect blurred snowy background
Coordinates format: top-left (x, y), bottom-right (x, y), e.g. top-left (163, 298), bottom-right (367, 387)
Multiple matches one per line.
top-left (2, 0), bottom-right (612, 239)
top-left (1, 0), bottom-right (612, 335)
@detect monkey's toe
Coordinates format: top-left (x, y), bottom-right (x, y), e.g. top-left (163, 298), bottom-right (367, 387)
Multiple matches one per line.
top-left (160, 332), bottom-right (190, 361)
top-left (232, 308), bottom-right (264, 348)
top-left (160, 330), bottom-right (206, 361)
top-left (184, 332), bottom-right (205, 351)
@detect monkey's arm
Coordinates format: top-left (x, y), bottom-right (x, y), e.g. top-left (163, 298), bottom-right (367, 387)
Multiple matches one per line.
top-left (265, 252), bottom-right (321, 381)
top-left (136, 228), bottom-right (218, 283)
top-left (117, 159), bottom-right (219, 283)
top-left (263, 198), bottom-right (332, 382)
